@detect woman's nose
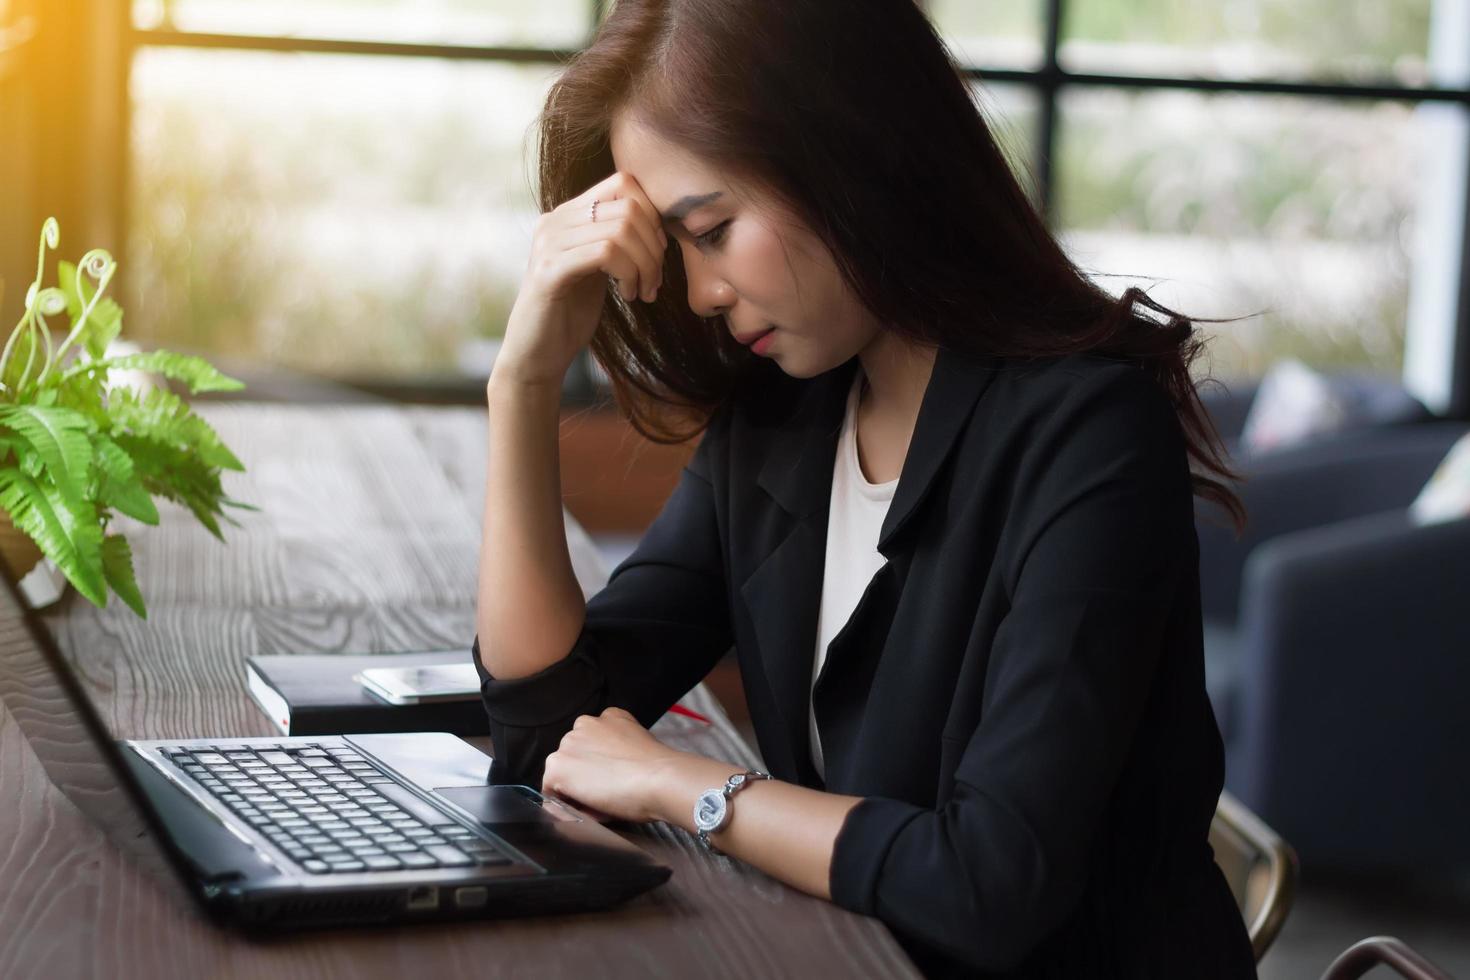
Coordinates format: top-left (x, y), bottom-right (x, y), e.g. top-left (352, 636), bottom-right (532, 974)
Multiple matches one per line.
top-left (684, 255), bottom-right (732, 319)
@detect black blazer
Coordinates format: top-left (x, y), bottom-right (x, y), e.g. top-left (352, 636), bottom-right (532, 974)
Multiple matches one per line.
top-left (471, 347), bottom-right (1258, 979)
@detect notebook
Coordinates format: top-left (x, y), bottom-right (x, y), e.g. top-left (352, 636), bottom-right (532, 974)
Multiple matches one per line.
top-left (246, 651), bottom-right (489, 736)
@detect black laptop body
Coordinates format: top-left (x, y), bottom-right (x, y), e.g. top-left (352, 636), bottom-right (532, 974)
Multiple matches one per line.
top-left (0, 570), bottom-right (670, 933)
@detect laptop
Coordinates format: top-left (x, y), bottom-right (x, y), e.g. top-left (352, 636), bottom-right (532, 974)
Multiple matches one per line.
top-left (0, 567), bottom-right (670, 931)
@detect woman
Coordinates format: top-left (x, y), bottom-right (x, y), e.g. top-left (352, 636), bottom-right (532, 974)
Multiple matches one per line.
top-left (470, 0), bottom-right (1257, 976)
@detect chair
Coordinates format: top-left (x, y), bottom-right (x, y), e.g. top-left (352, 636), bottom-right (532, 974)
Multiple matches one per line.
top-left (1320, 936), bottom-right (1457, 980)
top-left (1195, 419), bottom-right (1468, 635)
top-left (1194, 419), bottom-right (1470, 873)
top-left (1196, 370), bottom-right (1430, 461)
top-left (1209, 789), bottom-right (1298, 962)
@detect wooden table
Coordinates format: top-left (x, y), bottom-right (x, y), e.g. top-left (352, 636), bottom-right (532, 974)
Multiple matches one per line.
top-left (0, 403), bottom-right (918, 979)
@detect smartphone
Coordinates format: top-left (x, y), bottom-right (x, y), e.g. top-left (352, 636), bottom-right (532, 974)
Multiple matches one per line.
top-left (354, 663), bottom-right (481, 705)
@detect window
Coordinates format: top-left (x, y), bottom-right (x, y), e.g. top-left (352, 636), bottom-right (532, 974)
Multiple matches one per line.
top-left (972, 82), bottom-right (1044, 206)
top-left (132, 0), bottom-right (589, 49)
top-left (128, 48), bottom-right (557, 379)
top-left (122, 1), bottom-right (592, 389)
top-left (12, 1), bottom-right (1466, 407)
top-left (925, 0), bottom-right (1470, 407)
top-left (1056, 90), bottom-right (1426, 377)
top-left (1060, 0), bottom-right (1437, 86)
top-left (927, 0), bottom-right (1045, 71)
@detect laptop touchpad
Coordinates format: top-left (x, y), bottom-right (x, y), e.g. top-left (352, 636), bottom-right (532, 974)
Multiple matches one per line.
top-left (436, 785), bottom-right (575, 825)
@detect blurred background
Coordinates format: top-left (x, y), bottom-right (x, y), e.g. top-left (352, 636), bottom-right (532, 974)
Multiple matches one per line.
top-left (5, 0), bottom-right (1466, 399)
top-left (3, 1), bottom-right (1469, 976)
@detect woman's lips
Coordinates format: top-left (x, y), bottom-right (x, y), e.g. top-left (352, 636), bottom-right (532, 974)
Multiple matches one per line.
top-left (749, 327), bottom-right (776, 355)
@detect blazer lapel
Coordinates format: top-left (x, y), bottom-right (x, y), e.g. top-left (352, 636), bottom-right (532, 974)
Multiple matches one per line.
top-left (877, 346), bottom-right (1001, 555)
top-left (737, 346), bottom-right (1001, 784)
top-left (739, 358), bottom-right (855, 783)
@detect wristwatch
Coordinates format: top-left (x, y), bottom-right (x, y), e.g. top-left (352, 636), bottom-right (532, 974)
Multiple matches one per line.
top-left (693, 768), bottom-right (771, 851)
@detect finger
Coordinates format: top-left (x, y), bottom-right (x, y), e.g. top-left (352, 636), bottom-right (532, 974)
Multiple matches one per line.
top-left (615, 195), bottom-right (669, 290)
top-left (554, 238), bottom-right (647, 303)
top-left (555, 205), bottom-right (662, 303)
top-left (572, 173), bottom-right (669, 296)
top-left (568, 169), bottom-right (633, 212)
top-left (572, 195), bottom-right (666, 284)
top-left (550, 218), bottom-right (653, 304)
top-left (601, 706), bottom-right (636, 721)
top-left (607, 171), bottom-right (671, 253)
top-left (573, 171), bottom-right (668, 252)
top-left (557, 197), bottom-right (663, 302)
top-left (607, 173), bottom-right (672, 296)
top-left (541, 752), bottom-right (562, 794)
top-left (540, 756), bottom-right (592, 811)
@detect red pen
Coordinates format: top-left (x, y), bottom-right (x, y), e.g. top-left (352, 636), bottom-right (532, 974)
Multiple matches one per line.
top-left (669, 703), bottom-right (712, 725)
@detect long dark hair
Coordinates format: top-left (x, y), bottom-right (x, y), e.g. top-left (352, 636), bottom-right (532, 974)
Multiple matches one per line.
top-left (534, 0), bottom-right (1248, 532)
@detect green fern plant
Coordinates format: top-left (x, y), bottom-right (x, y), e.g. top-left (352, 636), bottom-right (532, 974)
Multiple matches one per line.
top-left (0, 218), bottom-right (255, 617)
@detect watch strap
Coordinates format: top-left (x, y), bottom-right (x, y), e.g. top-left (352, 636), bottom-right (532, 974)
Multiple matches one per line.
top-left (695, 768), bottom-right (770, 851)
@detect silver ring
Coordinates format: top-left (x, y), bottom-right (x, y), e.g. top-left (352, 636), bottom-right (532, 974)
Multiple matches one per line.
top-left (590, 199), bottom-right (599, 223)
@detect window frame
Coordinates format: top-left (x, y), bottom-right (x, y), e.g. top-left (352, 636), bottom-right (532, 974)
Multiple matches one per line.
top-left (119, 0), bottom-right (1470, 413)
top-left (954, 0), bottom-right (1470, 416)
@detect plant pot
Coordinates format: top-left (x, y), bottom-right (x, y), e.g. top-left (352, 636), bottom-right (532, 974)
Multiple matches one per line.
top-left (0, 511), bottom-right (44, 584)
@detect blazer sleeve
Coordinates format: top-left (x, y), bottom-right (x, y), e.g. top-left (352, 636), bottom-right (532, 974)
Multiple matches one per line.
top-left (828, 364), bottom-right (1195, 972)
top-left (470, 403), bottom-right (734, 787)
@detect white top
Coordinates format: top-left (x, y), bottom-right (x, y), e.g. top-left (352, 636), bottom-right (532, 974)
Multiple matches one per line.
top-left (810, 368), bottom-right (898, 779)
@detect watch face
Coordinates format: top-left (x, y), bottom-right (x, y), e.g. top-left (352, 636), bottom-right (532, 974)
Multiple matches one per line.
top-left (693, 788), bottom-right (728, 832)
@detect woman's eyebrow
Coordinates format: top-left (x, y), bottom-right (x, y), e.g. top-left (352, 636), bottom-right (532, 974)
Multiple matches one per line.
top-left (659, 191), bottom-right (723, 230)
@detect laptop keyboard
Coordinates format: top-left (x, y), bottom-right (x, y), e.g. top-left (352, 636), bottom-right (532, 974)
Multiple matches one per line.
top-left (163, 743), bottom-right (510, 875)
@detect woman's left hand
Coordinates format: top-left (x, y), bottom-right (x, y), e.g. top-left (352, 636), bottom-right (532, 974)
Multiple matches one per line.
top-left (540, 706), bottom-right (686, 822)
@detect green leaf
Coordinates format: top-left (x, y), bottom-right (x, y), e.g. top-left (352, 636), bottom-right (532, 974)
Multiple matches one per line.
top-left (0, 466), bottom-right (107, 606)
top-left (107, 386), bottom-right (245, 472)
top-left (114, 432), bottom-right (230, 541)
top-left (1, 326), bottom-right (39, 393)
top-left (58, 260), bottom-right (81, 320)
top-left (92, 433), bottom-right (159, 525)
top-left (0, 404), bottom-right (94, 510)
top-left (101, 534), bottom-right (147, 618)
top-left (58, 260), bottom-right (123, 360)
top-left (86, 350), bottom-right (245, 394)
top-left (53, 369), bottom-right (113, 429)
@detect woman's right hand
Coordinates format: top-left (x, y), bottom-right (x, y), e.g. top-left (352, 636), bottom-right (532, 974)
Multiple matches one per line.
top-left (494, 171), bottom-right (670, 387)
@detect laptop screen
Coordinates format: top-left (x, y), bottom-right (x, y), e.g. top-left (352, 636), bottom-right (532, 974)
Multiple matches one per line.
top-left (0, 562), bottom-right (193, 899)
